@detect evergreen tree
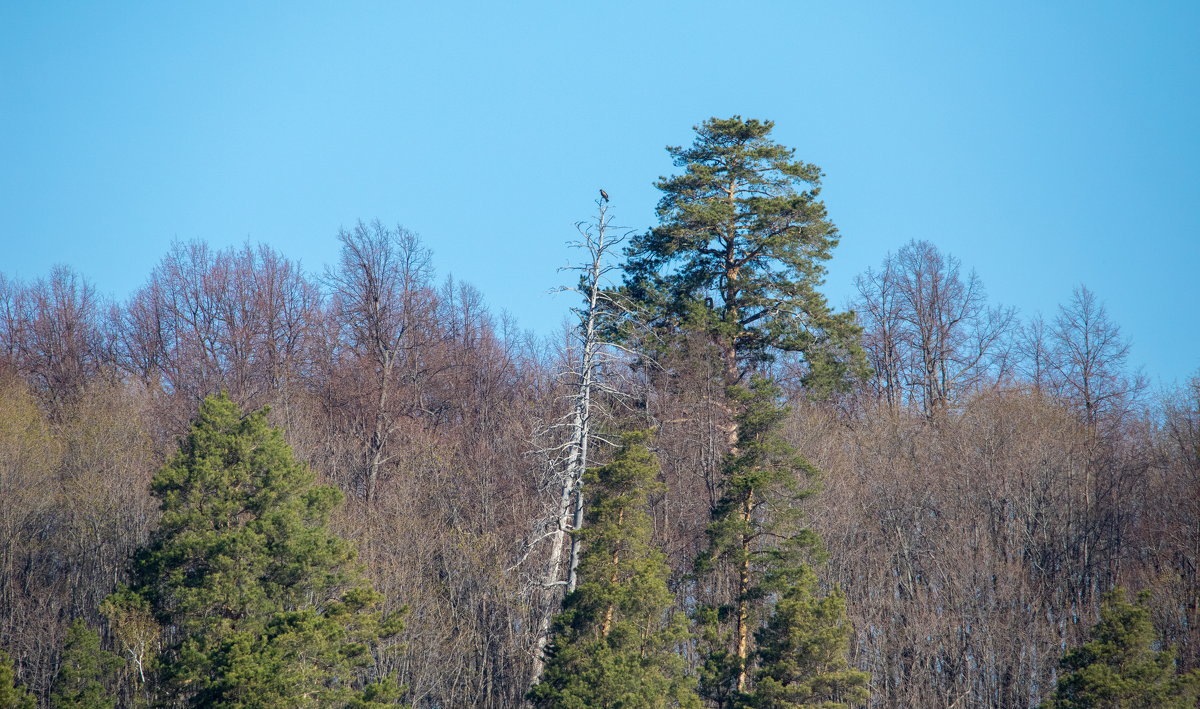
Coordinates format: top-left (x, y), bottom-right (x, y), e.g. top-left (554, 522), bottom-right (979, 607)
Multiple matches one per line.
top-left (622, 118), bottom-right (869, 704)
top-left (740, 569), bottom-right (868, 709)
top-left (694, 379), bottom-right (865, 705)
top-left (50, 620), bottom-right (120, 709)
top-left (1041, 588), bottom-right (1199, 708)
top-left (694, 378), bottom-right (815, 701)
top-left (529, 431), bottom-right (701, 709)
top-left (0, 650), bottom-right (36, 709)
top-left (105, 393), bottom-right (405, 708)
top-left (623, 116), bottom-right (866, 396)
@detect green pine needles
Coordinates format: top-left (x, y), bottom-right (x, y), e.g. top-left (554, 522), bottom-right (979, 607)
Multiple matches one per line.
top-left (624, 116), bottom-right (866, 393)
top-left (529, 432), bottom-right (701, 709)
top-left (104, 393), bottom-right (405, 708)
top-left (0, 650), bottom-right (36, 709)
top-left (621, 118), bottom-right (871, 707)
top-left (744, 569), bottom-right (869, 709)
top-left (694, 379), bottom-right (866, 707)
top-left (1041, 588), bottom-right (1199, 708)
top-left (50, 620), bottom-right (120, 709)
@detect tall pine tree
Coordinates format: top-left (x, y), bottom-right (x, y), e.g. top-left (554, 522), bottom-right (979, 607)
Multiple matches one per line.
top-left (529, 431), bottom-right (700, 709)
top-left (106, 393), bottom-right (405, 708)
top-left (621, 118), bottom-right (869, 703)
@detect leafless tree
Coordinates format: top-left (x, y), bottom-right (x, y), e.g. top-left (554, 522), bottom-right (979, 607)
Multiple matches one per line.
top-left (854, 259), bottom-right (905, 411)
top-left (324, 221), bottom-right (437, 502)
top-left (1016, 314), bottom-right (1055, 395)
top-left (0, 274), bottom-right (28, 369)
top-left (1049, 285), bottom-right (1145, 429)
top-left (854, 240), bottom-right (1015, 416)
top-left (518, 198), bottom-right (636, 688)
top-left (1148, 375), bottom-right (1200, 670)
top-left (116, 241), bottom-right (321, 438)
top-left (0, 267), bottom-right (108, 410)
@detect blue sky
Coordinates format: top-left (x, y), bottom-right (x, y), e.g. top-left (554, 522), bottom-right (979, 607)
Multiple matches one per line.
top-left (2, 2), bottom-right (1197, 385)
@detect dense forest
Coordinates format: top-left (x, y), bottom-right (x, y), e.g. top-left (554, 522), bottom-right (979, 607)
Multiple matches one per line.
top-left (0, 117), bottom-right (1196, 708)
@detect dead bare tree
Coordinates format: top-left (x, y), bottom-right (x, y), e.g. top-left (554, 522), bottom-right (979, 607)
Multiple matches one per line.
top-left (519, 196), bottom-right (636, 689)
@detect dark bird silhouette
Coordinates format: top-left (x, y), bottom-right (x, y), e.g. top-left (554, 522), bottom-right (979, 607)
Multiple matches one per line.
top-left (599, 189), bottom-right (609, 202)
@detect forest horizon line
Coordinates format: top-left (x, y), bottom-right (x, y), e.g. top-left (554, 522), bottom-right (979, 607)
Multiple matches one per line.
top-left (1, 116), bottom-right (1195, 708)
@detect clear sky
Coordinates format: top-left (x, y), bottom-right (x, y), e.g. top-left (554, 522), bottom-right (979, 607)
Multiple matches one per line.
top-left (2, 2), bottom-right (1197, 385)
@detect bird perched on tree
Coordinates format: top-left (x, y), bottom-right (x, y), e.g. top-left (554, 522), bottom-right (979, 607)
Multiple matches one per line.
top-left (599, 189), bottom-right (609, 202)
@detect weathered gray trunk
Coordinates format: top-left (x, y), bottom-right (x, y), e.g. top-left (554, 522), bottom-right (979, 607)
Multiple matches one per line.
top-left (528, 200), bottom-right (610, 689)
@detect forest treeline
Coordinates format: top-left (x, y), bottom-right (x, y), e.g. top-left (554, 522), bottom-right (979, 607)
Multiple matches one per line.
top-left (0, 117), bottom-right (1197, 707)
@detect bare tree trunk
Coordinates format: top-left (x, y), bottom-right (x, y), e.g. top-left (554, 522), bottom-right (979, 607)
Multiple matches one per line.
top-left (565, 295), bottom-right (597, 594)
top-left (367, 363), bottom-right (391, 503)
top-left (529, 198), bottom-right (618, 688)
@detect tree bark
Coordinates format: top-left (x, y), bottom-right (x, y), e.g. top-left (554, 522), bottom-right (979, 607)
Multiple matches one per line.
top-left (529, 199), bottom-right (611, 689)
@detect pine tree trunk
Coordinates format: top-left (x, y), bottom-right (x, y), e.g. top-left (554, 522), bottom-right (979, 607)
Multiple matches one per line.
top-left (735, 490), bottom-right (753, 693)
top-left (600, 509), bottom-right (624, 638)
